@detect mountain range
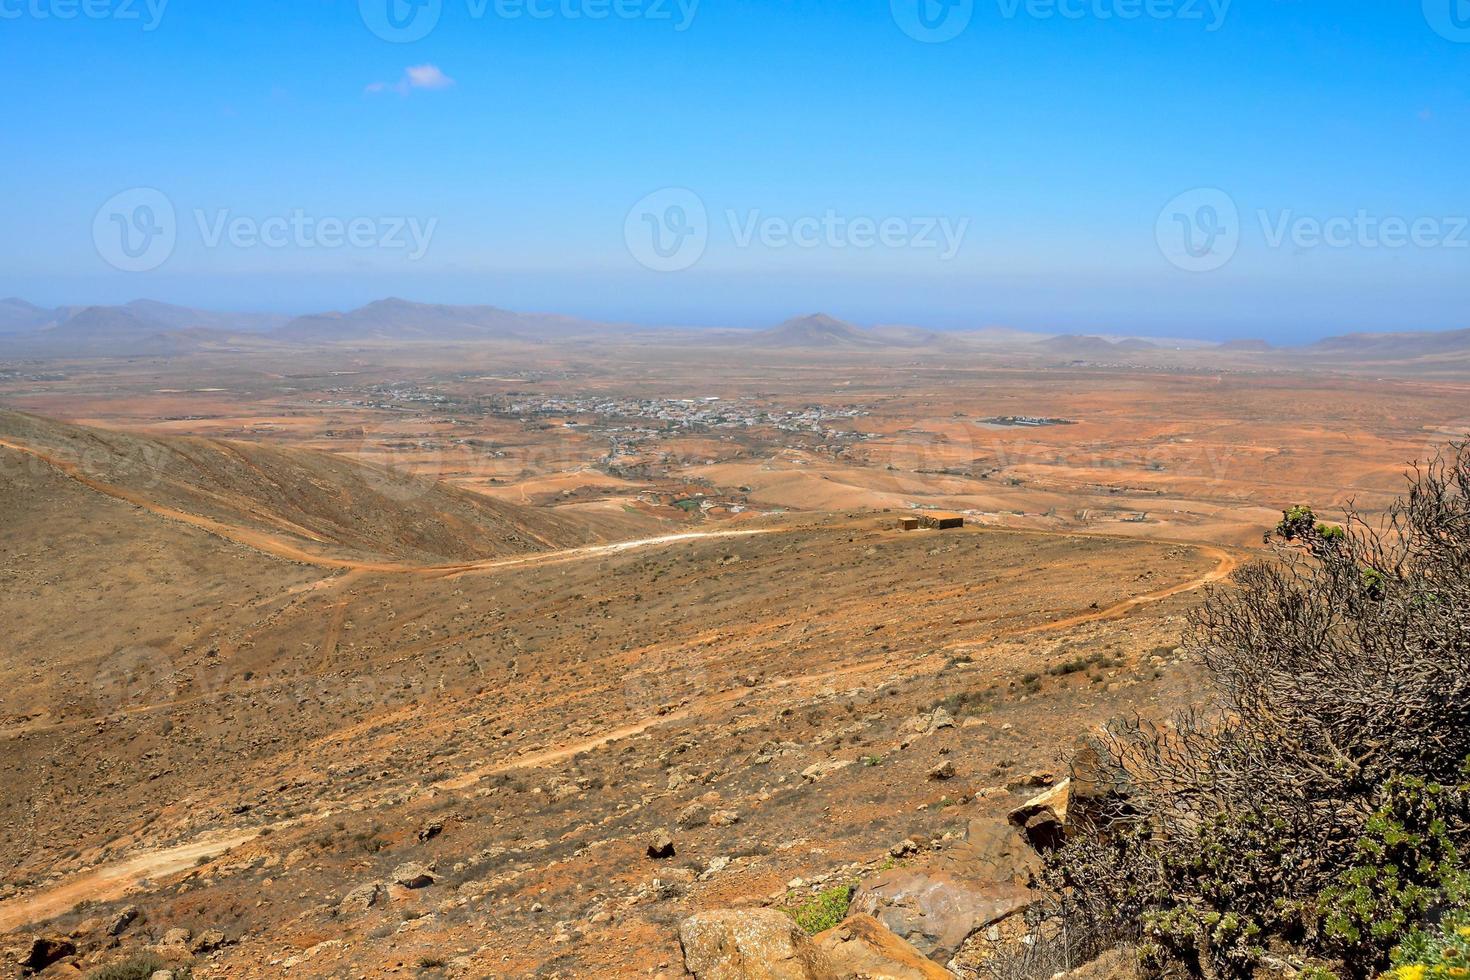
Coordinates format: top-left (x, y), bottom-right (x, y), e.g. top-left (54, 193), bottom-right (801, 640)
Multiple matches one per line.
top-left (2, 298), bottom-right (1468, 368)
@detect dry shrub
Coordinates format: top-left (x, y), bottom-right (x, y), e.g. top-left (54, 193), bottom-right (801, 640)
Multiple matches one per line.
top-left (1024, 443), bottom-right (1470, 980)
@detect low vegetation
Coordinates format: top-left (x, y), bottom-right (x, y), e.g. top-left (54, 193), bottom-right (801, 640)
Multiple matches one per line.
top-left (86, 956), bottom-right (189, 980)
top-left (784, 883), bottom-right (855, 935)
top-left (1022, 444), bottom-right (1470, 980)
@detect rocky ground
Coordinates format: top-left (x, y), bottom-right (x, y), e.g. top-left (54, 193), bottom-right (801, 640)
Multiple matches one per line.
top-left (0, 413), bottom-right (1232, 978)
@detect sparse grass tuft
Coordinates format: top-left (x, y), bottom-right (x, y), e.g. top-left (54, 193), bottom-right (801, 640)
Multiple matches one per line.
top-left (784, 883), bottom-right (854, 935)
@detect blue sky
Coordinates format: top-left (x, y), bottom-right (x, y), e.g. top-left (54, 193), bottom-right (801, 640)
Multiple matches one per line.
top-left (2, 0), bottom-right (1468, 341)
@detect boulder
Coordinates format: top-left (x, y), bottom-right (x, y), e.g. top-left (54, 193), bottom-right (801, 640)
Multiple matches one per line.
top-left (648, 829), bottom-right (677, 859)
top-left (161, 927), bottom-right (192, 948)
top-left (851, 870), bottom-right (1031, 962)
top-left (392, 862), bottom-right (436, 889)
top-left (1066, 741), bottom-right (1134, 833)
top-left (22, 936), bottom-right (76, 972)
top-left (1008, 779), bottom-right (1071, 852)
top-left (339, 881), bottom-right (385, 915)
top-left (801, 760), bottom-right (854, 782)
top-left (927, 761), bottom-right (956, 781)
top-left (107, 904), bottom-right (139, 936)
top-left (904, 709), bottom-right (956, 737)
top-left (956, 817), bottom-right (1042, 886)
top-left (679, 909), bottom-right (839, 979)
top-left (191, 928), bottom-right (227, 953)
top-left (814, 914), bottom-right (953, 979)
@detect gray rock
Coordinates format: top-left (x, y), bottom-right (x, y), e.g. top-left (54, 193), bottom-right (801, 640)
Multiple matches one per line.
top-left (648, 829), bottom-right (676, 859)
top-left (107, 904), bottom-right (138, 937)
top-left (927, 760), bottom-right (957, 781)
top-left (392, 862), bottom-right (436, 889)
top-left (160, 927), bottom-right (191, 947)
top-left (851, 869), bottom-right (1031, 962)
top-left (813, 914), bottom-right (952, 979)
top-left (679, 908), bottom-right (838, 979)
top-left (339, 881), bottom-right (385, 915)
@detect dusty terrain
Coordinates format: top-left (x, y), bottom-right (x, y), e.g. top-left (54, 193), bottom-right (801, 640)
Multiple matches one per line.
top-left (0, 338), bottom-right (1464, 977)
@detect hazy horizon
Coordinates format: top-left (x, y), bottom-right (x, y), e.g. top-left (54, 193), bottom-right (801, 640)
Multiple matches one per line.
top-left (5, 1), bottom-right (1469, 343)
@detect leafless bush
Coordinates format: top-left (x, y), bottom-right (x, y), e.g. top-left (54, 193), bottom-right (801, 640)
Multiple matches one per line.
top-left (1035, 443), bottom-right (1470, 978)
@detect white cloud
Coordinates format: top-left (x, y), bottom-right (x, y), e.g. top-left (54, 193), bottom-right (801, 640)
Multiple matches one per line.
top-left (366, 64), bottom-right (456, 97)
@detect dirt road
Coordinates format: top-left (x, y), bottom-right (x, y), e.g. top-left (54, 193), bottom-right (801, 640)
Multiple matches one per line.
top-left (0, 829), bottom-right (261, 935)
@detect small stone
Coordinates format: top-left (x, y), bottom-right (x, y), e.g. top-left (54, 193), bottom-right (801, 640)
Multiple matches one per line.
top-left (677, 802), bottom-right (709, 829)
top-left (928, 760), bottom-right (957, 781)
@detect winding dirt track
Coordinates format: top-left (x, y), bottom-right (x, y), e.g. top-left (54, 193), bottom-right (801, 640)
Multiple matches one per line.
top-left (0, 438), bottom-right (777, 576)
top-left (0, 830), bottom-right (262, 935)
top-left (0, 541), bottom-right (1238, 934)
top-left (0, 435), bottom-right (1242, 936)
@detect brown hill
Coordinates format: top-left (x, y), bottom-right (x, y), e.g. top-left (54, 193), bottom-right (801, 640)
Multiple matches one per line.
top-left (273, 298), bottom-right (617, 344)
top-left (748, 313), bottom-right (899, 349)
top-left (0, 411), bottom-right (607, 565)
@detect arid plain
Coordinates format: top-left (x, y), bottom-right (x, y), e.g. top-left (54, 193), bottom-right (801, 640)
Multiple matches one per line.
top-left (2, 326), bottom-right (1469, 977)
